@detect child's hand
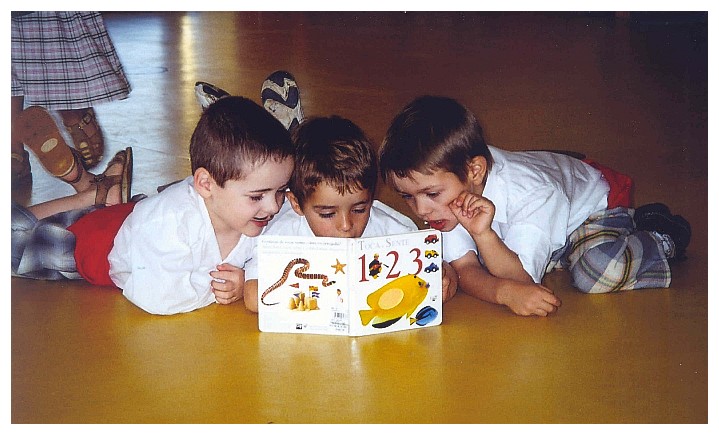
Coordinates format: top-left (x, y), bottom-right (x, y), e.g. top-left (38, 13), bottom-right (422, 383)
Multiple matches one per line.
top-left (210, 263), bottom-right (245, 305)
top-left (441, 260), bottom-right (458, 302)
top-left (449, 192), bottom-right (495, 238)
top-left (499, 280), bottom-right (562, 317)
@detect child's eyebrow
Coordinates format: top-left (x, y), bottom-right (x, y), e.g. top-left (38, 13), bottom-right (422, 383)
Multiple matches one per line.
top-left (417, 185), bottom-right (441, 193)
top-left (312, 205), bottom-right (338, 211)
top-left (248, 183), bottom-right (288, 194)
top-left (394, 185), bottom-right (438, 194)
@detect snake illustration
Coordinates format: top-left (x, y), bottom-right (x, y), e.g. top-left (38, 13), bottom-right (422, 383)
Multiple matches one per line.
top-left (261, 258), bottom-right (336, 306)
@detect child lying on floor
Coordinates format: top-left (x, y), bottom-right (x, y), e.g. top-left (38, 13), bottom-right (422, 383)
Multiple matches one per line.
top-left (12, 96), bottom-right (295, 315)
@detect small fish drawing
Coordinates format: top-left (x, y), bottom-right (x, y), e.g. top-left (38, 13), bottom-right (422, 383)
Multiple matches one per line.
top-left (410, 306), bottom-right (438, 326)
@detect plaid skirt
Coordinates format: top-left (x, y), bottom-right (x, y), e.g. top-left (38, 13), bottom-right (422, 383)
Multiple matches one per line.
top-left (11, 12), bottom-right (131, 110)
top-left (556, 207), bottom-right (672, 293)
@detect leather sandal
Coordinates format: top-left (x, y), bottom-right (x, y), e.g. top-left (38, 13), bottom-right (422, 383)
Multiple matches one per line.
top-left (91, 147), bottom-right (133, 205)
top-left (14, 106), bottom-right (83, 180)
top-left (62, 107), bottom-right (105, 169)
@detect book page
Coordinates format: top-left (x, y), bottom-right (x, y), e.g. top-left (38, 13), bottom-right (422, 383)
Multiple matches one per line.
top-left (257, 236), bottom-right (351, 335)
top-left (348, 230), bottom-right (443, 336)
top-left (258, 230), bottom-right (443, 336)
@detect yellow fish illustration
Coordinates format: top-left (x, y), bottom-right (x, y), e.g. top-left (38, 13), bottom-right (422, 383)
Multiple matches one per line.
top-left (359, 274), bottom-right (429, 328)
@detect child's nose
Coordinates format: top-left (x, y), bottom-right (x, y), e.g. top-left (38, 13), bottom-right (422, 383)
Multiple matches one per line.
top-left (338, 213), bottom-right (353, 232)
top-left (415, 198), bottom-right (433, 218)
top-left (265, 196), bottom-right (282, 215)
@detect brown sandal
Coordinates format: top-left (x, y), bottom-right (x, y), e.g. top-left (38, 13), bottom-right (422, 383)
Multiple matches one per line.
top-left (61, 108), bottom-right (105, 169)
top-left (14, 106), bottom-right (82, 180)
top-left (91, 147), bottom-right (133, 205)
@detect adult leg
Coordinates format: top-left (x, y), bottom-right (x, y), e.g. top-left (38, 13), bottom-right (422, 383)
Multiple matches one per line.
top-left (14, 106), bottom-right (96, 193)
top-left (11, 95), bottom-right (31, 184)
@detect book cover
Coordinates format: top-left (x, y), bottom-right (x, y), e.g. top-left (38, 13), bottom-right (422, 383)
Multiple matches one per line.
top-left (257, 229), bottom-right (443, 336)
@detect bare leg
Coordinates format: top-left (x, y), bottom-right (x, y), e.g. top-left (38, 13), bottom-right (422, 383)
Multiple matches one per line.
top-left (28, 154), bottom-right (126, 220)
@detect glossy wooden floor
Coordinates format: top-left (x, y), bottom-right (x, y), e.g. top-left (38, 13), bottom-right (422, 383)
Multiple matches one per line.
top-left (10, 12), bottom-right (709, 424)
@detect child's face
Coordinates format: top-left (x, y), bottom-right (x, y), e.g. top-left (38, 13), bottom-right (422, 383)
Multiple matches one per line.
top-left (390, 169), bottom-right (470, 232)
top-left (204, 157), bottom-right (294, 238)
top-left (289, 181), bottom-right (372, 238)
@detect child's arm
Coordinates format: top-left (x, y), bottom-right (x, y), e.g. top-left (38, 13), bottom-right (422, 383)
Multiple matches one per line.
top-left (449, 192), bottom-right (533, 283)
top-left (209, 263), bottom-right (245, 305)
top-left (243, 279), bottom-right (259, 313)
top-left (451, 252), bottom-right (561, 316)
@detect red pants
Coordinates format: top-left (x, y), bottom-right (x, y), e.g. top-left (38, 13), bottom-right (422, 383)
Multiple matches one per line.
top-left (583, 159), bottom-right (633, 209)
top-left (68, 202), bottom-right (136, 286)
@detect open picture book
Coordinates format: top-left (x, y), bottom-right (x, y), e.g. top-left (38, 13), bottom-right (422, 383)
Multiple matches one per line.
top-left (257, 229), bottom-right (443, 336)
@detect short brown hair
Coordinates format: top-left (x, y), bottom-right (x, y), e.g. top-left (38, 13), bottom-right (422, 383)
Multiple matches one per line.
top-left (290, 116), bottom-right (377, 207)
top-left (379, 95), bottom-right (493, 185)
top-left (190, 96), bottom-right (294, 187)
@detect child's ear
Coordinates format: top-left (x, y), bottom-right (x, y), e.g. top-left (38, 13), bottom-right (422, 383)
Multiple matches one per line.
top-left (286, 191), bottom-right (305, 216)
top-left (193, 167), bottom-right (215, 199)
top-left (468, 156), bottom-right (488, 186)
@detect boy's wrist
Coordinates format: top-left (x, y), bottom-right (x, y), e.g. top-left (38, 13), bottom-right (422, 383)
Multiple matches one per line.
top-left (473, 228), bottom-right (499, 248)
top-left (494, 279), bottom-right (509, 306)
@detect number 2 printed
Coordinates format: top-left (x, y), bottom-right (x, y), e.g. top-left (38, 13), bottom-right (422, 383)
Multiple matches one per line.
top-left (358, 248), bottom-right (423, 282)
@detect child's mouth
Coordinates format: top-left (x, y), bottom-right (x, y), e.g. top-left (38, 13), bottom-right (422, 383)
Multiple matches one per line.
top-left (428, 220), bottom-right (446, 231)
top-left (253, 216), bottom-right (272, 227)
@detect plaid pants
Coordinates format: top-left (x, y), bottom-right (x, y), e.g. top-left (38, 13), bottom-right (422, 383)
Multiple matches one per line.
top-left (11, 202), bottom-right (99, 280)
top-left (559, 207), bottom-right (671, 293)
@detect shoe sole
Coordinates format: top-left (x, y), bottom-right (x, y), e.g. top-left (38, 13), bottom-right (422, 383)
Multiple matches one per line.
top-left (14, 106), bottom-right (76, 178)
top-left (195, 81), bottom-right (230, 110)
top-left (261, 71), bottom-right (303, 129)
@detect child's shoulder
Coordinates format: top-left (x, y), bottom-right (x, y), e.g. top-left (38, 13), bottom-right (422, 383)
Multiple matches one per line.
top-left (129, 177), bottom-right (203, 225)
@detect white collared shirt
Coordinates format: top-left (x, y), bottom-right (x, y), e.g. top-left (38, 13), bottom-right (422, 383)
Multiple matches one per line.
top-left (444, 146), bottom-right (609, 282)
top-left (108, 177), bottom-right (255, 315)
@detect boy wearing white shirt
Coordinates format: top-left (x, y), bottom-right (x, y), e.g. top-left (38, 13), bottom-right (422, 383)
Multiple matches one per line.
top-left (379, 95), bottom-right (690, 317)
top-left (108, 96), bottom-right (294, 314)
top-left (12, 96), bottom-right (295, 315)
top-left (243, 115), bottom-right (459, 312)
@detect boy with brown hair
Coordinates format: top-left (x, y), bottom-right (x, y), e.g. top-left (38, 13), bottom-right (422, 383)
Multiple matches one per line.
top-left (12, 96), bottom-right (295, 315)
top-left (242, 115), bottom-right (459, 312)
top-left (379, 95), bottom-right (690, 316)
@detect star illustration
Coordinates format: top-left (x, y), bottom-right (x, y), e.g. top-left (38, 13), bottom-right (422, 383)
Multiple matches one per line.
top-left (331, 258), bottom-right (347, 274)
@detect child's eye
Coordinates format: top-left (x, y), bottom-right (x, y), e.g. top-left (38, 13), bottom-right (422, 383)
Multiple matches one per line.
top-left (319, 212), bottom-right (336, 219)
top-left (352, 208), bottom-right (368, 214)
top-left (399, 194), bottom-right (413, 200)
top-left (426, 192), bottom-right (440, 198)
top-left (250, 195), bottom-right (264, 202)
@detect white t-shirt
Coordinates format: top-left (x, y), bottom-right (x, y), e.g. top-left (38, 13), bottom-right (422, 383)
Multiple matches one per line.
top-left (444, 146), bottom-right (609, 283)
top-left (108, 177), bottom-right (255, 315)
top-left (244, 200), bottom-right (418, 280)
